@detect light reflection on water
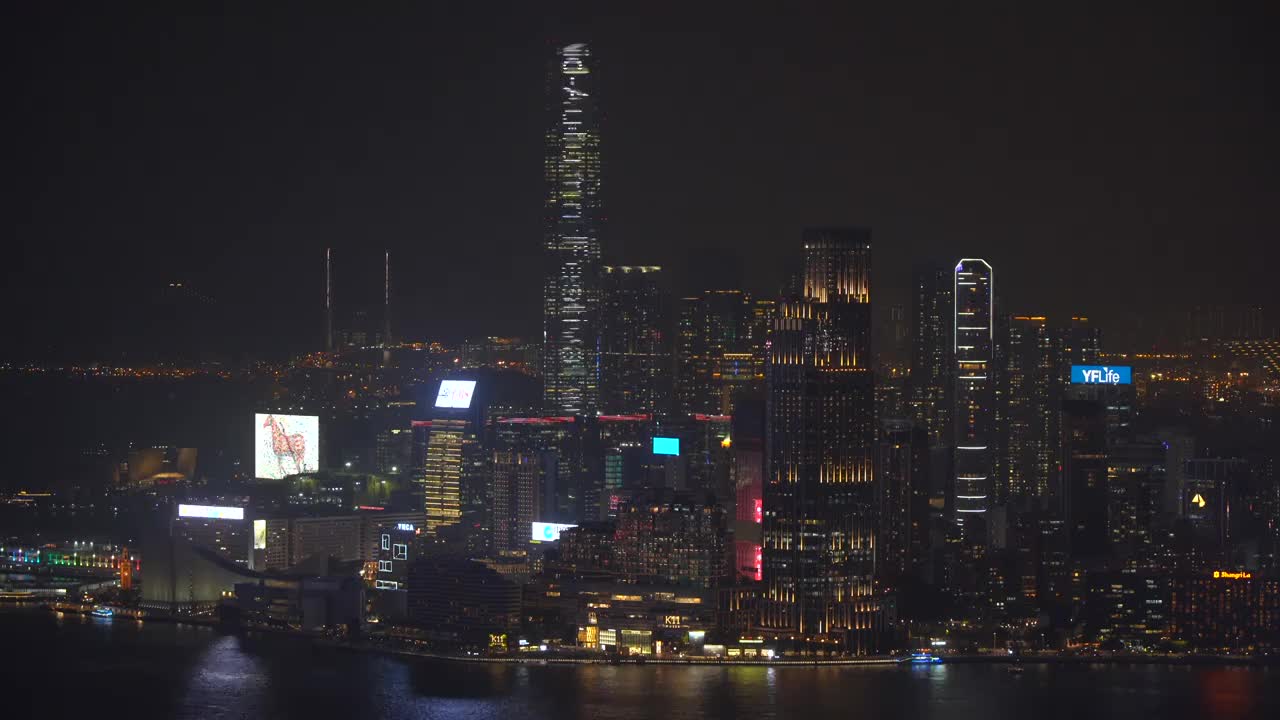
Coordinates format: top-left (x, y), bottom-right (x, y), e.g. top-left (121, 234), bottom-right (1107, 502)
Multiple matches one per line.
top-left (6, 610), bottom-right (1276, 720)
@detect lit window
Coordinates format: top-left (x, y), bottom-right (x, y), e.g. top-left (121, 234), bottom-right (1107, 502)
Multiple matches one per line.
top-left (381, 534), bottom-right (390, 551)
top-left (379, 560), bottom-right (393, 573)
top-left (393, 544), bottom-right (408, 560)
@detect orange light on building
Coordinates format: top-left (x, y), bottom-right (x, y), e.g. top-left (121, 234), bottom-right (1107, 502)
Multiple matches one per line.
top-left (118, 546), bottom-right (133, 590)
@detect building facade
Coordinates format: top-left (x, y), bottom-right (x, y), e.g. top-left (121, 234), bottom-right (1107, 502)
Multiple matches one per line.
top-left (953, 259), bottom-right (995, 529)
top-left (599, 265), bottom-right (667, 415)
top-left (761, 228), bottom-right (881, 651)
top-left (542, 42), bottom-right (603, 415)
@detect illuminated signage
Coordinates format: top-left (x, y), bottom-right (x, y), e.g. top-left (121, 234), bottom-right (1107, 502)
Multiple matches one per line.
top-left (1071, 365), bottom-right (1132, 385)
top-left (435, 379), bottom-right (477, 409)
top-left (178, 504), bottom-right (245, 521)
top-left (255, 413), bottom-right (320, 479)
top-left (395, 523), bottom-right (415, 532)
top-left (1191, 493), bottom-right (1207, 509)
top-left (531, 521), bottom-right (577, 543)
top-left (253, 519), bottom-right (267, 549)
top-left (1213, 570), bottom-right (1252, 580)
top-left (653, 437), bottom-right (680, 456)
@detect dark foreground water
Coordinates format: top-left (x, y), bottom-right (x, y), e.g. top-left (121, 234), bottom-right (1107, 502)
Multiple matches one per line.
top-left (6, 610), bottom-right (1277, 720)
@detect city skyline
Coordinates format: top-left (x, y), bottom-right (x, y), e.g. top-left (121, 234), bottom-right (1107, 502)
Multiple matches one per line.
top-left (4, 8), bottom-right (1280, 712)
top-left (8, 4), bottom-right (1279, 362)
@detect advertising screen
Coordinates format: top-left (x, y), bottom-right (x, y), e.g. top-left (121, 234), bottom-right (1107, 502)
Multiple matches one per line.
top-left (531, 521), bottom-right (577, 543)
top-left (253, 519), bottom-right (267, 549)
top-left (1070, 365), bottom-right (1132, 385)
top-left (178, 504), bottom-right (245, 520)
top-left (435, 380), bottom-right (477, 409)
top-left (653, 437), bottom-right (680, 456)
top-left (255, 413), bottom-right (320, 479)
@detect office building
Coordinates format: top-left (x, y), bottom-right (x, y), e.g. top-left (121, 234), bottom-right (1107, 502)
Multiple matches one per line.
top-left (1000, 315), bottom-right (1055, 501)
top-left (908, 263), bottom-right (954, 447)
top-left (543, 42), bottom-right (603, 415)
top-left (615, 489), bottom-right (726, 588)
top-left (492, 451), bottom-right (541, 554)
top-left (761, 228), bottom-right (881, 651)
top-left (878, 419), bottom-right (929, 582)
top-left (421, 378), bottom-right (481, 538)
top-left (599, 265), bottom-right (668, 415)
top-left (677, 290), bottom-right (768, 416)
top-left (953, 259), bottom-right (995, 527)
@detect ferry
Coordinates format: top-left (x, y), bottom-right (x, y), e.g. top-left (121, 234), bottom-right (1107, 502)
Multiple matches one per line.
top-left (901, 652), bottom-right (943, 665)
top-left (89, 605), bottom-right (114, 619)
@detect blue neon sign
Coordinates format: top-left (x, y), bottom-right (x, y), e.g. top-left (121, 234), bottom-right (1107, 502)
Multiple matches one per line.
top-left (1071, 365), bottom-right (1131, 385)
top-left (653, 437), bottom-right (680, 456)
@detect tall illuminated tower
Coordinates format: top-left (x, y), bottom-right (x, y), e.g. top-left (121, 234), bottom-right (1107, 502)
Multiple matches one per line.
top-left (953, 259), bottom-right (994, 525)
top-left (542, 43), bottom-right (602, 415)
top-left (761, 228), bottom-right (881, 652)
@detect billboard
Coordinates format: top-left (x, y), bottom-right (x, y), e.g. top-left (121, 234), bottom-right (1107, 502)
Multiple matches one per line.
top-left (1070, 365), bottom-right (1131, 385)
top-left (255, 413), bottom-right (320, 479)
top-left (653, 437), bottom-right (680, 456)
top-left (253, 519), bottom-right (267, 549)
top-left (435, 380), bottom-right (477, 409)
top-left (531, 521), bottom-right (577, 543)
top-left (178, 504), bottom-right (244, 520)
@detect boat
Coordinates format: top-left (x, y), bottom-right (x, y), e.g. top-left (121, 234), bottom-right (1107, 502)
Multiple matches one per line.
top-left (89, 605), bottom-right (114, 619)
top-left (1007, 663), bottom-right (1024, 675)
top-left (901, 652), bottom-right (943, 665)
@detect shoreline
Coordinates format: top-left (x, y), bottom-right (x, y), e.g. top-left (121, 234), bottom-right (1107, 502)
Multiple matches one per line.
top-left (6, 602), bottom-right (1273, 668)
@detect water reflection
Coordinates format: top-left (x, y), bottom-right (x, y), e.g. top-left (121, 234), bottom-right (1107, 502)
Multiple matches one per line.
top-left (5, 610), bottom-right (1277, 720)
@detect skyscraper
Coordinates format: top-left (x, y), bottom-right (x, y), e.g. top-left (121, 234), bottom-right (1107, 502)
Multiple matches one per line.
top-left (1001, 315), bottom-right (1055, 502)
top-left (492, 451), bottom-right (540, 555)
top-left (761, 228), bottom-right (881, 651)
top-left (599, 266), bottom-right (667, 415)
top-left (954, 259), bottom-right (994, 529)
top-left (676, 290), bottom-right (770, 416)
top-left (908, 263), bottom-right (954, 447)
top-left (543, 43), bottom-right (603, 416)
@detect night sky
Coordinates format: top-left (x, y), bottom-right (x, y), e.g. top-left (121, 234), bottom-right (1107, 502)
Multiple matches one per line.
top-left (8, 3), bottom-right (1278, 361)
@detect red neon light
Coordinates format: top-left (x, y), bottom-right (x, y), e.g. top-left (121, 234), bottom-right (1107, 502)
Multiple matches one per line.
top-left (753, 499), bottom-right (763, 524)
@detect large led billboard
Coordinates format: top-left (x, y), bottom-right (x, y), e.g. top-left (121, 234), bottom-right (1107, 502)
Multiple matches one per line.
top-left (435, 380), bottom-right (477, 409)
top-left (253, 519), bottom-right (267, 549)
top-left (531, 521), bottom-right (577, 543)
top-left (1070, 365), bottom-right (1131, 385)
top-left (653, 437), bottom-right (680, 456)
top-left (255, 413), bottom-right (320, 479)
top-left (178, 504), bottom-right (245, 520)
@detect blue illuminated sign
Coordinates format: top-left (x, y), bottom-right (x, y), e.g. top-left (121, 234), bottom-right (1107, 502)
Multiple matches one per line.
top-left (1071, 365), bottom-right (1131, 385)
top-left (653, 437), bottom-right (680, 456)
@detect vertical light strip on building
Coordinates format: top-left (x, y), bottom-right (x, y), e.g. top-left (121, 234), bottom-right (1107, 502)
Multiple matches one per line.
top-left (953, 259), bottom-right (994, 520)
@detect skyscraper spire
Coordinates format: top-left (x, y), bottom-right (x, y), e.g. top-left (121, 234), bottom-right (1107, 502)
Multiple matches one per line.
top-left (324, 247), bottom-right (333, 353)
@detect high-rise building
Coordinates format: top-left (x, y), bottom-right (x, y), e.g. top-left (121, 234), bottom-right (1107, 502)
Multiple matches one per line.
top-left (492, 451), bottom-right (541, 554)
top-left (421, 378), bottom-right (482, 538)
top-left (1062, 399), bottom-right (1109, 560)
top-left (953, 259), bottom-right (995, 528)
top-left (615, 489), bottom-right (726, 588)
top-left (878, 419), bottom-right (929, 582)
top-left (908, 263), bottom-right (954, 447)
top-left (761, 228), bottom-right (881, 651)
top-left (423, 419), bottom-right (465, 537)
top-left (1001, 315), bottom-right (1055, 501)
top-left (599, 266), bottom-right (667, 415)
top-left (676, 290), bottom-right (768, 416)
top-left (543, 43), bottom-right (603, 416)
